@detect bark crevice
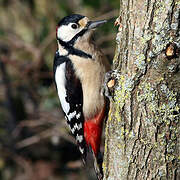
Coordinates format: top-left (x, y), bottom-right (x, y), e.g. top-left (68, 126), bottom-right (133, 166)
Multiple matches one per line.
top-left (103, 0), bottom-right (180, 179)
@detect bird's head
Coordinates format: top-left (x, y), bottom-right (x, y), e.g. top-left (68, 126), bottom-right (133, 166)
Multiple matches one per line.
top-left (56, 14), bottom-right (107, 45)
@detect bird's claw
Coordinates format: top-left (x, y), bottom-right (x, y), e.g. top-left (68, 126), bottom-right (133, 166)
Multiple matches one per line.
top-left (102, 70), bottom-right (118, 100)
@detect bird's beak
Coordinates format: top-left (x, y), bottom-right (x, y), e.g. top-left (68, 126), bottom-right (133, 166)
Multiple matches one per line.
top-left (87, 20), bottom-right (107, 29)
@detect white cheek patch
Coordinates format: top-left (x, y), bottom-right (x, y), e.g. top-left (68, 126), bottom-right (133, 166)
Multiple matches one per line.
top-left (57, 24), bottom-right (83, 42)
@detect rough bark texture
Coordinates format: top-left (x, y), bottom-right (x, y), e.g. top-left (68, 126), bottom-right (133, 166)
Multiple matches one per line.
top-left (103, 0), bottom-right (180, 179)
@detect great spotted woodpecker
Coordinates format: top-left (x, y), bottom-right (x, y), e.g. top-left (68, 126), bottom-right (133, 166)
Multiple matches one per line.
top-left (53, 14), bottom-right (110, 180)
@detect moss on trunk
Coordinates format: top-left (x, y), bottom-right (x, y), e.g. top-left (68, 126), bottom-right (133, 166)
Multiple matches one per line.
top-left (103, 0), bottom-right (180, 179)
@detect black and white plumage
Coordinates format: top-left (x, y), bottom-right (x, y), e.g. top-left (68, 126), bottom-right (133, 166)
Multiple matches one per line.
top-left (53, 14), bottom-right (110, 180)
top-left (54, 51), bottom-right (86, 157)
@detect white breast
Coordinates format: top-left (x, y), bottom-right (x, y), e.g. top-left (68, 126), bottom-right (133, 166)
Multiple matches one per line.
top-left (55, 63), bottom-right (70, 114)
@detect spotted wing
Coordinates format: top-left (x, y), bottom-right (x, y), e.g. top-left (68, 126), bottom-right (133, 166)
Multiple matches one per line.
top-left (54, 52), bottom-right (86, 159)
top-left (65, 59), bottom-right (87, 158)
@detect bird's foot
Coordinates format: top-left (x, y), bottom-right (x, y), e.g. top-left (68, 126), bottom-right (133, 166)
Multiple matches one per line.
top-left (102, 70), bottom-right (118, 100)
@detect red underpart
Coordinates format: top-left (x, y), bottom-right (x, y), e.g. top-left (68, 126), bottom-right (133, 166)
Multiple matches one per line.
top-left (84, 104), bottom-right (106, 156)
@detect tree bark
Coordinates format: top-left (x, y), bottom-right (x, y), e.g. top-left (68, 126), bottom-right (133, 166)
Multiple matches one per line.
top-left (103, 0), bottom-right (180, 179)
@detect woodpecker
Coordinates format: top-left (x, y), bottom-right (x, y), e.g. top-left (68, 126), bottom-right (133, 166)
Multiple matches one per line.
top-left (53, 14), bottom-right (110, 180)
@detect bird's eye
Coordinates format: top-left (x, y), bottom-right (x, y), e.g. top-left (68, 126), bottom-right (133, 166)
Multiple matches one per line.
top-left (71, 24), bottom-right (78, 29)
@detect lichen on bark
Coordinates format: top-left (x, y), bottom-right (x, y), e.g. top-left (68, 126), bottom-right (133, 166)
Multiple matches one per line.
top-left (103, 0), bottom-right (180, 179)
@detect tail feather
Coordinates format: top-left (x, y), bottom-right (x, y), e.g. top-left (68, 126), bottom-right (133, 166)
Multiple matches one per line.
top-left (92, 150), bottom-right (103, 180)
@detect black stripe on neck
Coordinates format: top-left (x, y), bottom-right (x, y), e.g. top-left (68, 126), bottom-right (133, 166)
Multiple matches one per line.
top-left (58, 38), bottom-right (92, 59)
top-left (68, 29), bottom-right (87, 46)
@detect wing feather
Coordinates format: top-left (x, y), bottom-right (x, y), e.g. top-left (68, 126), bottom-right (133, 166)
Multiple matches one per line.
top-left (54, 52), bottom-right (87, 159)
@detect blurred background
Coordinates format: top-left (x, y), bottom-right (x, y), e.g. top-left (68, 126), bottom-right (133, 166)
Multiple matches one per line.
top-left (0, 0), bottom-right (118, 179)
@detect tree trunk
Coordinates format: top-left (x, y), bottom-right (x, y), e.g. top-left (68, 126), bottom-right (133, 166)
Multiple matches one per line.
top-left (103, 0), bottom-right (180, 179)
